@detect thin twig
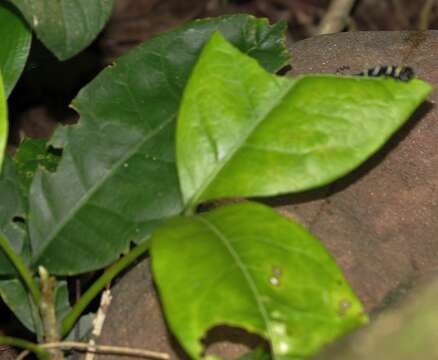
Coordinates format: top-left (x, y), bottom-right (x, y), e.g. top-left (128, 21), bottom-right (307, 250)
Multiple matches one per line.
top-left (16, 349), bottom-right (31, 360)
top-left (42, 341), bottom-right (169, 360)
top-left (317, 0), bottom-right (357, 35)
top-left (85, 289), bottom-right (112, 360)
top-left (419, 0), bottom-right (436, 29)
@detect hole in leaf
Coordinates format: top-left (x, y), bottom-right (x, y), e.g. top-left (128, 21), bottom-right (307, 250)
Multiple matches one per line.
top-left (12, 216), bottom-right (26, 224)
top-left (47, 145), bottom-right (63, 157)
top-left (202, 325), bottom-right (269, 359)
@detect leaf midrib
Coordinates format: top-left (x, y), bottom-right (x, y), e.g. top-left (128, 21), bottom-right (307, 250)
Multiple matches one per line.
top-left (32, 116), bottom-right (175, 263)
top-left (196, 216), bottom-right (273, 340)
top-left (188, 78), bottom-right (296, 208)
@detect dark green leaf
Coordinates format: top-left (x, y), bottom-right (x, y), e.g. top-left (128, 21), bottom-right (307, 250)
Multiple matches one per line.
top-left (0, 68), bottom-right (6, 166)
top-left (0, 277), bottom-right (70, 334)
top-left (151, 202), bottom-right (368, 359)
top-left (64, 312), bottom-right (95, 341)
top-left (177, 32), bottom-right (432, 208)
top-left (0, 138), bottom-right (59, 274)
top-left (0, 1), bottom-right (31, 96)
top-left (0, 157), bottom-right (29, 274)
top-left (8, 0), bottom-right (113, 60)
top-left (28, 15), bottom-right (290, 275)
top-left (14, 138), bottom-right (60, 202)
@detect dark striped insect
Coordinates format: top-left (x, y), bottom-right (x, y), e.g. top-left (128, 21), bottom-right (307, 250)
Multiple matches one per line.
top-left (357, 66), bottom-right (415, 81)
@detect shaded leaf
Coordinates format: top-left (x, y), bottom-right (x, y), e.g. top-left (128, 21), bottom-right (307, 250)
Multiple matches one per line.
top-left (64, 312), bottom-right (95, 341)
top-left (151, 202), bottom-right (368, 359)
top-left (0, 69), bottom-right (6, 167)
top-left (28, 15), bottom-right (290, 275)
top-left (9, 0), bottom-right (113, 60)
top-left (0, 278), bottom-right (70, 334)
top-left (177, 32), bottom-right (432, 208)
top-left (0, 157), bottom-right (29, 274)
top-left (0, 138), bottom-right (59, 274)
top-left (0, 1), bottom-right (31, 96)
top-left (14, 138), bottom-right (60, 202)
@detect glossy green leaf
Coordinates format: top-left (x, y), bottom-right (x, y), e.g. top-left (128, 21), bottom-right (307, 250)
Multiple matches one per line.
top-left (151, 202), bottom-right (367, 359)
top-left (177, 32), bottom-right (432, 208)
top-left (0, 1), bottom-right (31, 96)
top-left (9, 0), bottom-right (113, 60)
top-left (0, 277), bottom-right (70, 334)
top-left (0, 69), bottom-right (6, 167)
top-left (0, 157), bottom-right (29, 274)
top-left (28, 15), bottom-right (290, 275)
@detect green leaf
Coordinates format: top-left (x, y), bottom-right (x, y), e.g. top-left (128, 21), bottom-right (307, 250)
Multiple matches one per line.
top-left (0, 69), bottom-right (6, 167)
top-left (151, 201), bottom-right (368, 359)
top-left (0, 157), bottom-right (29, 274)
top-left (8, 0), bottom-right (113, 60)
top-left (0, 138), bottom-right (59, 274)
top-left (28, 15), bottom-right (290, 275)
top-left (14, 138), bottom-right (60, 202)
top-left (177, 32), bottom-right (432, 208)
top-left (0, 277), bottom-right (70, 334)
top-left (64, 312), bottom-right (95, 341)
top-left (0, 1), bottom-right (31, 96)
top-left (238, 348), bottom-right (271, 360)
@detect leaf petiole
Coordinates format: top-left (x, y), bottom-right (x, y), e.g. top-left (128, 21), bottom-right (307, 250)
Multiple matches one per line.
top-left (60, 239), bottom-right (151, 338)
top-left (0, 232), bottom-right (41, 304)
top-left (0, 335), bottom-right (49, 360)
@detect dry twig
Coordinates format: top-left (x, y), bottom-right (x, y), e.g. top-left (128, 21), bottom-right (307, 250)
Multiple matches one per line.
top-left (317, 0), bottom-right (357, 35)
top-left (16, 342), bottom-right (169, 360)
top-left (84, 288), bottom-right (112, 360)
top-left (419, 0), bottom-right (436, 29)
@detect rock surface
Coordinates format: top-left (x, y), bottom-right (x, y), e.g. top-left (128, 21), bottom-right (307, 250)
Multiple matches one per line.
top-left (94, 31), bottom-right (438, 359)
top-left (282, 30), bottom-right (438, 310)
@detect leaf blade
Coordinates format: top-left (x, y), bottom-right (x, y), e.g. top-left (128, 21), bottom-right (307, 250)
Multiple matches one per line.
top-left (0, 1), bottom-right (31, 96)
top-left (177, 32), bottom-right (432, 208)
top-left (151, 202), bottom-right (367, 359)
top-left (0, 69), bottom-right (6, 167)
top-left (0, 157), bottom-right (28, 274)
top-left (9, 0), bottom-right (113, 60)
top-left (28, 15), bottom-right (290, 275)
top-left (0, 278), bottom-right (70, 334)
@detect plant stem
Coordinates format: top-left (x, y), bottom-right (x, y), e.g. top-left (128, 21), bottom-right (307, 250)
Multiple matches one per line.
top-left (39, 266), bottom-right (64, 360)
top-left (61, 239), bottom-right (151, 338)
top-left (0, 232), bottom-right (41, 304)
top-left (0, 336), bottom-right (49, 360)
